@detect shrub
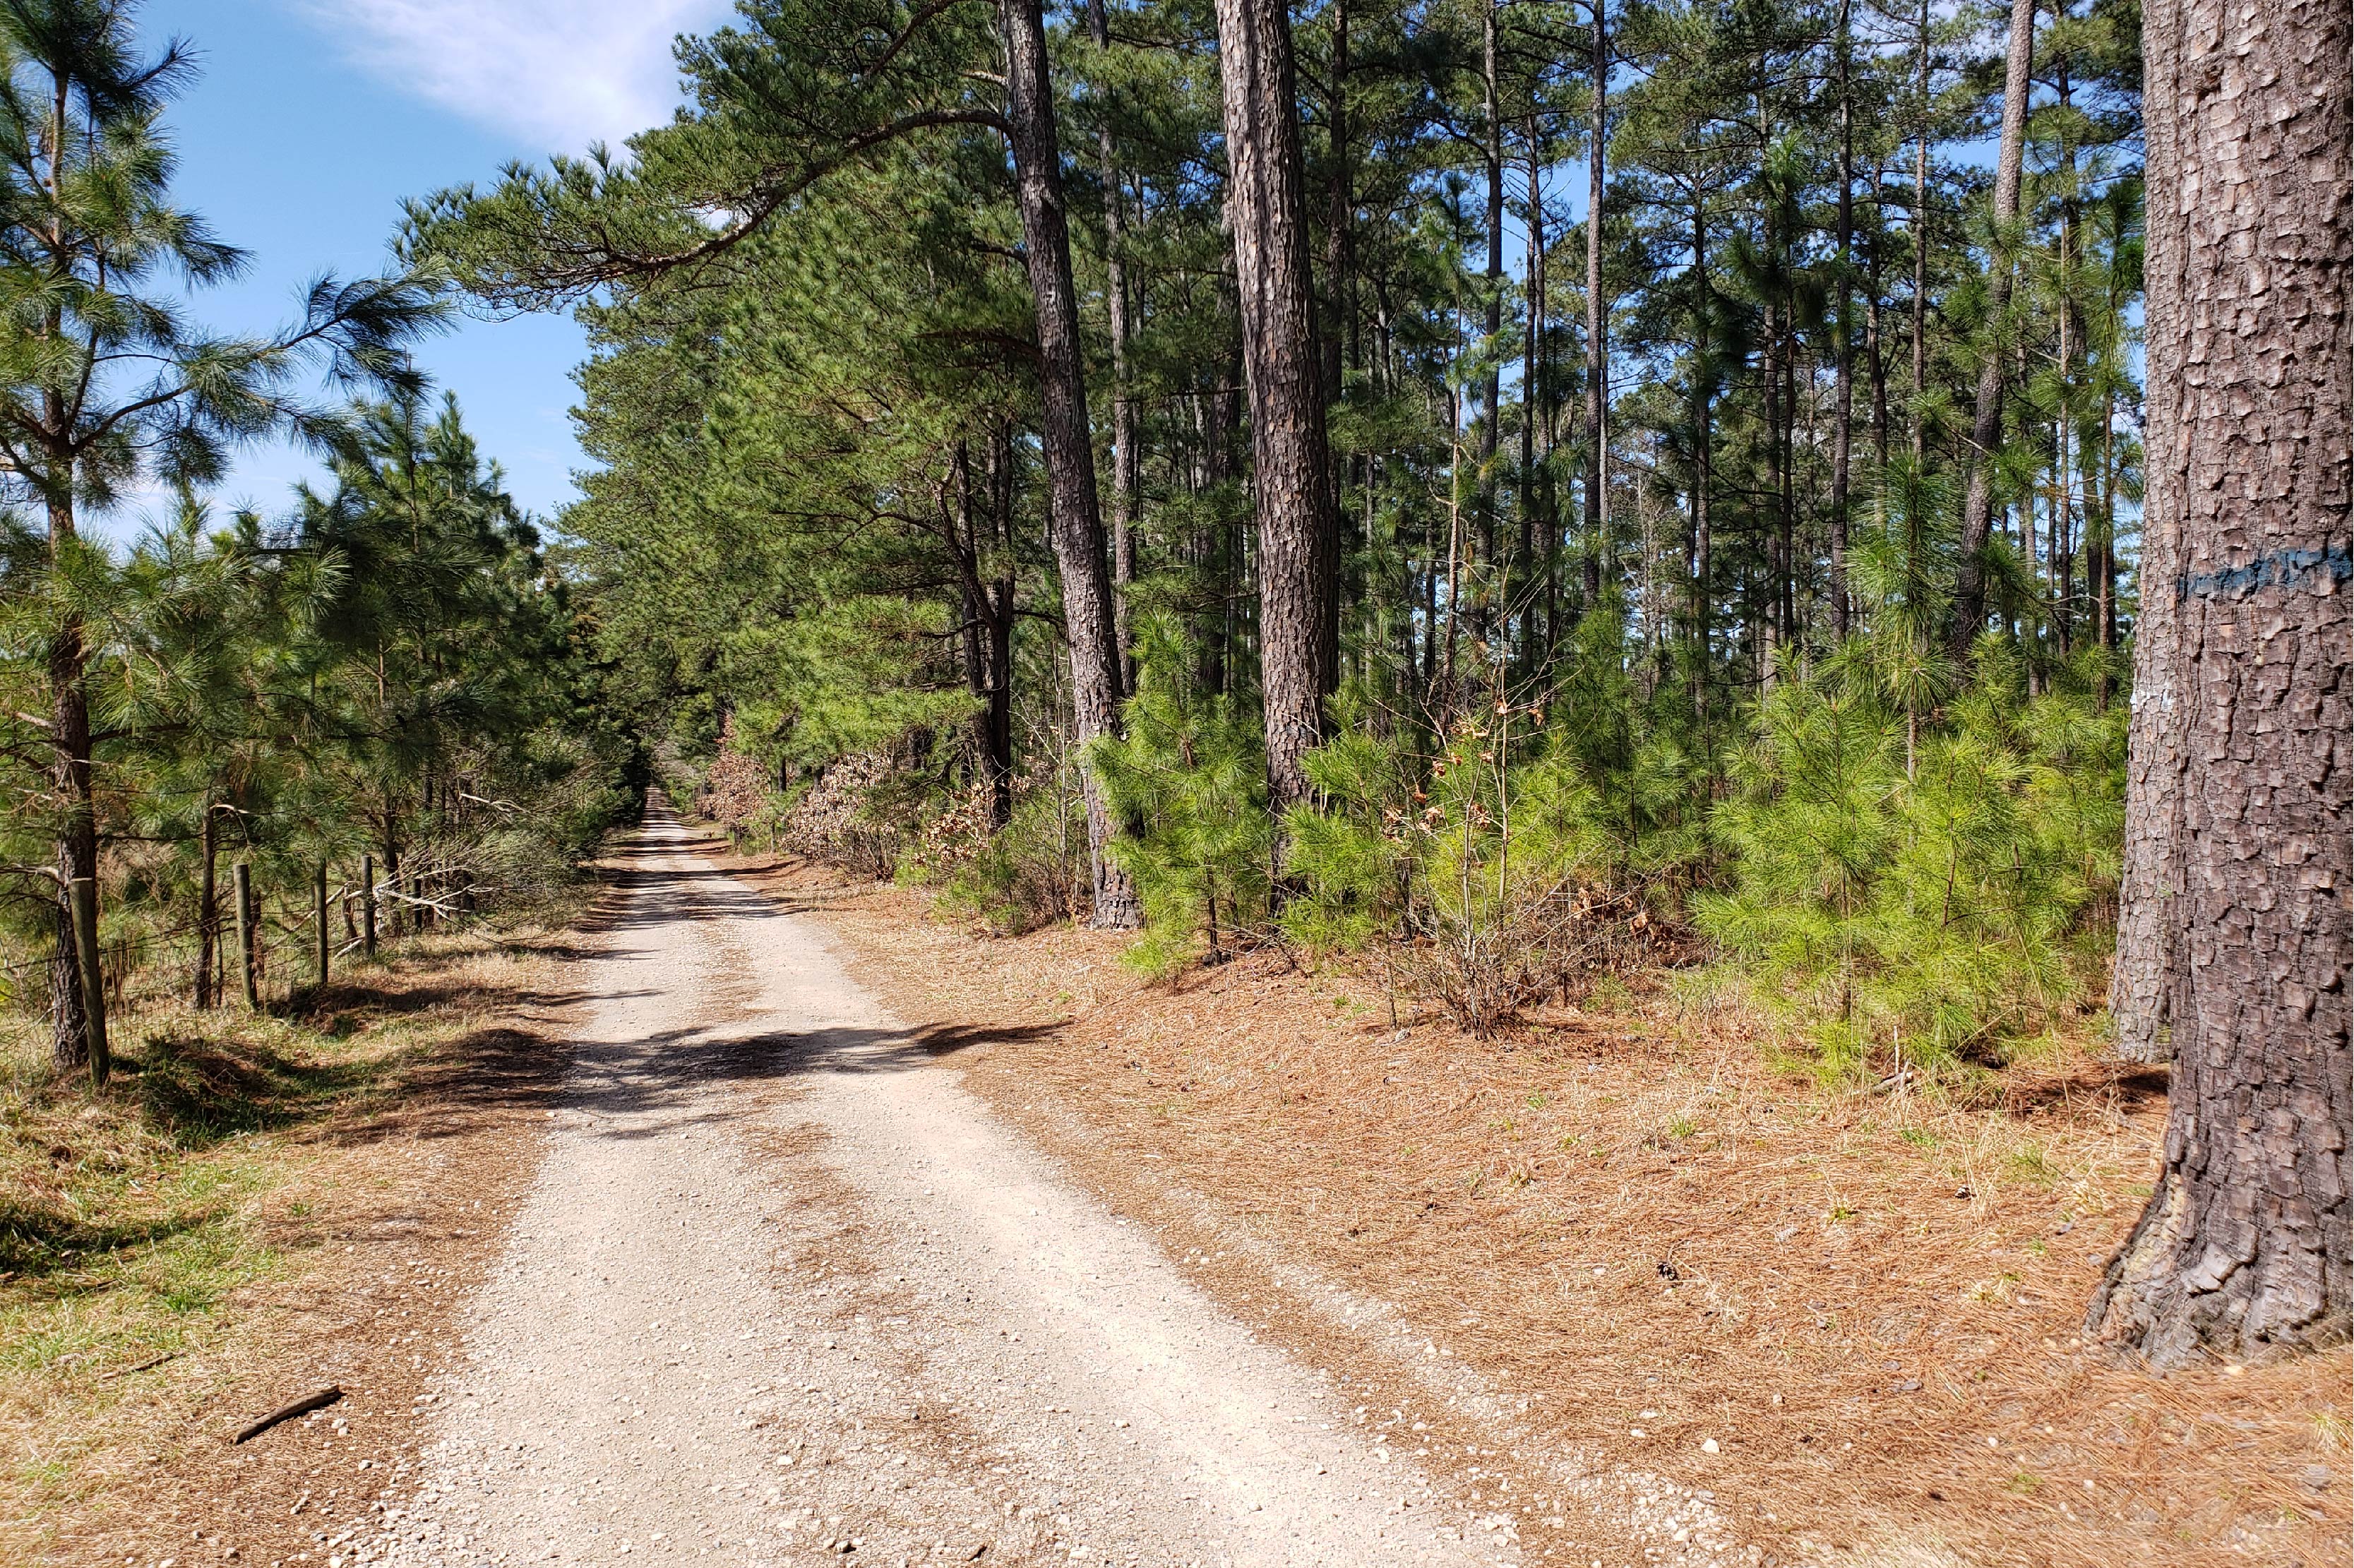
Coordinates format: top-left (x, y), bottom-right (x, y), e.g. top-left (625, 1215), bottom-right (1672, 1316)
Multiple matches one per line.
top-left (705, 717), bottom-right (777, 851)
top-left (1695, 639), bottom-right (2125, 1077)
top-left (1284, 673), bottom-right (1662, 1035)
top-left (1085, 622), bottom-right (1273, 978)
top-left (933, 776), bottom-right (1091, 934)
top-left (779, 751), bottom-right (905, 878)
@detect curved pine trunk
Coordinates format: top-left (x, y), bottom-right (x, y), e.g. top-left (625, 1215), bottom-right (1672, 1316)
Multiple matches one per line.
top-left (999, 0), bottom-right (1140, 928)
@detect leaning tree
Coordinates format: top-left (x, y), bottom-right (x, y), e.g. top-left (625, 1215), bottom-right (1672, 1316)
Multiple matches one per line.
top-left (2088, 0), bottom-right (2350, 1366)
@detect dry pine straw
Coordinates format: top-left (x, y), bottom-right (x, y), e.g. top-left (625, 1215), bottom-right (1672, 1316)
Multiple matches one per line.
top-left (724, 846), bottom-right (2350, 1568)
top-left (1, 920), bottom-right (590, 1567)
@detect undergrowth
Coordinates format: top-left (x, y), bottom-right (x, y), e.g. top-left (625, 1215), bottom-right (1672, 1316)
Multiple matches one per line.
top-left (0, 913), bottom-right (568, 1430)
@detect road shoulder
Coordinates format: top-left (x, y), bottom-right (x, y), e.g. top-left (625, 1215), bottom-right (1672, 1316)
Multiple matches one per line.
top-left (10, 909), bottom-right (598, 1566)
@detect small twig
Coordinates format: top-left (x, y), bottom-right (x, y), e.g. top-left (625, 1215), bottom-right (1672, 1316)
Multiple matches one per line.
top-left (101, 1351), bottom-right (178, 1382)
top-left (232, 1384), bottom-right (342, 1444)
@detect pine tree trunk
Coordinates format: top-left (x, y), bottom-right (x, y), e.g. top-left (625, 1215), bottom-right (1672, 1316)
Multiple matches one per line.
top-left (1476, 0), bottom-right (1502, 644)
top-left (1949, 0), bottom-right (2036, 657)
top-left (2089, 0), bottom-right (2351, 1367)
top-left (1582, 0), bottom-right (1608, 610)
top-left (1690, 195), bottom-right (1713, 730)
top-left (1865, 181), bottom-right (1891, 469)
top-left (1522, 136), bottom-right (1547, 667)
top-left (234, 861), bottom-right (259, 1010)
top-left (194, 801), bottom-right (217, 1009)
top-left (1828, 0), bottom-right (1854, 640)
top-left (380, 818), bottom-right (402, 940)
top-left (1214, 0), bottom-right (1339, 814)
top-left (1910, 0), bottom-right (1930, 464)
top-left (955, 438), bottom-right (1020, 830)
top-left (45, 488), bottom-right (95, 1071)
top-left (1000, 0), bottom-right (1140, 926)
top-left (1089, 0), bottom-right (1139, 698)
top-left (1322, 0), bottom-right (1351, 414)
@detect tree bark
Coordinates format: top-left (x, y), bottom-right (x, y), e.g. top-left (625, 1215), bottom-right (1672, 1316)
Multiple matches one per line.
top-left (999, 0), bottom-right (1140, 926)
top-left (1522, 135), bottom-right (1550, 666)
top-left (983, 432), bottom-right (1020, 826)
top-left (1690, 193), bottom-right (1713, 731)
top-left (1582, 0), bottom-right (1608, 609)
top-left (1949, 0), bottom-right (2035, 657)
top-left (1828, 0), bottom-right (1854, 639)
top-left (379, 818), bottom-right (402, 939)
top-left (1910, 0), bottom-right (1930, 463)
top-left (1213, 0), bottom-right (1339, 814)
top-left (234, 861), bottom-right (259, 1010)
top-left (1322, 0), bottom-right (1351, 415)
top-left (45, 487), bottom-right (96, 1072)
top-left (1865, 192), bottom-right (1892, 469)
top-left (1476, 0), bottom-right (1503, 642)
top-left (1087, 0), bottom-right (1139, 698)
top-left (2089, 0), bottom-right (2351, 1367)
top-left (194, 801), bottom-right (218, 1008)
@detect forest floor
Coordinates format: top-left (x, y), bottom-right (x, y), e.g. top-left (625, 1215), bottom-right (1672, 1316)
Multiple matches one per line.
top-left (8, 815), bottom-right (2344, 1568)
top-left (705, 843), bottom-right (2350, 1568)
top-left (0, 902), bottom-right (592, 1564)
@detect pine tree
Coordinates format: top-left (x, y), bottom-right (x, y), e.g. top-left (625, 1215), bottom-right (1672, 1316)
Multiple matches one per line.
top-left (0, 0), bottom-right (432, 1070)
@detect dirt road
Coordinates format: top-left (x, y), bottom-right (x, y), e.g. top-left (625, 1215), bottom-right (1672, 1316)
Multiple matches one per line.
top-left (353, 809), bottom-right (1512, 1568)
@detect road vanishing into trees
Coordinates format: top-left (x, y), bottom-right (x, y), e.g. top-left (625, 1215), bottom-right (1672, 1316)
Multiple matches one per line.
top-left (356, 806), bottom-right (1509, 1568)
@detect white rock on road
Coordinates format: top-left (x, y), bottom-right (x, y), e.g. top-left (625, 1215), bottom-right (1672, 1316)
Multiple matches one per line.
top-left (353, 806), bottom-right (1511, 1568)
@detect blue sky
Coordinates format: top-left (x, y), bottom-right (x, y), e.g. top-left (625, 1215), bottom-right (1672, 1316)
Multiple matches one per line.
top-left (107, 0), bottom-right (736, 539)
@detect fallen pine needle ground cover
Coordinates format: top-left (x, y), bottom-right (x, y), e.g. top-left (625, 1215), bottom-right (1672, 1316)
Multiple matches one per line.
top-left (720, 840), bottom-right (2350, 1568)
top-left (0, 902), bottom-right (590, 1564)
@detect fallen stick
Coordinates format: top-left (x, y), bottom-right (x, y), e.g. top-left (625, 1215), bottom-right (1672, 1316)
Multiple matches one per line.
top-left (232, 1385), bottom-right (342, 1444)
top-left (100, 1351), bottom-right (178, 1382)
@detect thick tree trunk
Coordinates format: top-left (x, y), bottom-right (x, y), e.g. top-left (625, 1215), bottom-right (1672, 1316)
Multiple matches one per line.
top-left (1000, 0), bottom-right (1140, 927)
top-left (2089, 0), bottom-right (2351, 1367)
top-left (1214, 0), bottom-right (1339, 814)
top-left (1949, 0), bottom-right (2035, 657)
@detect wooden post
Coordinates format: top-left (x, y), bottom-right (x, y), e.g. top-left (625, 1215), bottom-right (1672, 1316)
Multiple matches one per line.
top-left (361, 853), bottom-right (377, 957)
top-left (67, 875), bottom-right (107, 1088)
top-left (234, 861), bottom-right (258, 1010)
top-left (315, 863), bottom-right (329, 989)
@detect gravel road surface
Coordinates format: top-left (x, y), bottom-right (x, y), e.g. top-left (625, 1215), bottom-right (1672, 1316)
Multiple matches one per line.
top-left (352, 808), bottom-right (1512, 1568)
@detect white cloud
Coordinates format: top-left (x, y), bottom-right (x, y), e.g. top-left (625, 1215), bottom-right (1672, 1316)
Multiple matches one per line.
top-left (288, 0), bottom-right (736, 152)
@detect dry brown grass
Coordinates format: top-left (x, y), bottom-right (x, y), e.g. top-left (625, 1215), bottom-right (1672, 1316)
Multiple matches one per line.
top-left (727, 844), bottom-right (2350, 1568)
top-left (0, 905), bottom-right (592, 1564)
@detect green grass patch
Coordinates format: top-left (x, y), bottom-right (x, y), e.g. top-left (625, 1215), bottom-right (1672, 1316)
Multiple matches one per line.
top-left (0, 916), bottom-right (568, 1410)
